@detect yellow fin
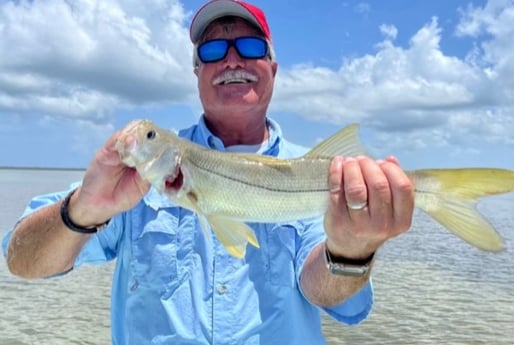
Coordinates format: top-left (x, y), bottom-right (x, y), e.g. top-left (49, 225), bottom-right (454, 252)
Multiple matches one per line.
top-left (412, 168), bottom-right (514, 198)
top-left (207, 216), bottom-right (260, 258)
top-left (304, 123), bottom-right (369, 158)
top-left (182, 189), bottom-right (258, 255)
top-left (411, 168), bottom-right (514, 251)
top-left (419, 198), bottom-right (504, 251)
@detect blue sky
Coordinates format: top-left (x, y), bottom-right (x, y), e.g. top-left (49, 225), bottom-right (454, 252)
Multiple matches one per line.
top-left (1, 0), bottom-right (513, 169)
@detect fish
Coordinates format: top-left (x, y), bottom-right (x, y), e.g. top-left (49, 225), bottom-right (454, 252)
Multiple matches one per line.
top-left (115, 119), bottom-right (514, 258)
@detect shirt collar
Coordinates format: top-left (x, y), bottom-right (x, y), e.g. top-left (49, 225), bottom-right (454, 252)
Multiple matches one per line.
top-left (192, 115), bottom-right (282, 156)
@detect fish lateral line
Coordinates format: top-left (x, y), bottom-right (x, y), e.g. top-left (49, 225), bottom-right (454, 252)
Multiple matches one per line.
top-left (186, 155), bottom-right (330, 194)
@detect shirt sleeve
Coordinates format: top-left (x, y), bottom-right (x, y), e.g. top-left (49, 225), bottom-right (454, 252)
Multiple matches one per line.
top-left (2, 184), bottom-right (122, 269)
top-left (294, 217), bottom-right (374, 325)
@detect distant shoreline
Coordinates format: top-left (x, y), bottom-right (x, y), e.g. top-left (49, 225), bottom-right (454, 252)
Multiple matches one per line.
top-left (0, 166), bottom-right (86, 172)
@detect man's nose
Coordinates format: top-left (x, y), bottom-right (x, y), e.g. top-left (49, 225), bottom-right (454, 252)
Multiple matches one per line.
top-left (223, 46), bottom-right (244, 67)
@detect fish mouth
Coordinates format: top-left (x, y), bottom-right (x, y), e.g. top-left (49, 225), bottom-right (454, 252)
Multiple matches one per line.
top-left (164, 167), bottom-right (183, 192)
top-left (116, 134), bottom-right (138, 167)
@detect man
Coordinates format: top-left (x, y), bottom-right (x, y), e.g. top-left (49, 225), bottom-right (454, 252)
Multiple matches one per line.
top-left (2, 0), bottom-right (414, 344)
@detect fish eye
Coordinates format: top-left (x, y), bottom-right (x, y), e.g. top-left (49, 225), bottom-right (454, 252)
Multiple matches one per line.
top-left (146, 130), bottom-right (156, 140)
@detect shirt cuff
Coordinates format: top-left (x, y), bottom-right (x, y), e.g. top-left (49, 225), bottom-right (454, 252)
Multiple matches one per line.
top-left (322, 279), bottom-right (374, 325)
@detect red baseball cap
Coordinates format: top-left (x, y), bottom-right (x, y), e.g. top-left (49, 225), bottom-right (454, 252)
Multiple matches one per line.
top-left (190, 0), bottom-right (271, 43)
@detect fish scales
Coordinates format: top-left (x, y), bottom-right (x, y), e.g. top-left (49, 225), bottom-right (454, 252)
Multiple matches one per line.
top-left (182, 147), bottom-right (332, 222)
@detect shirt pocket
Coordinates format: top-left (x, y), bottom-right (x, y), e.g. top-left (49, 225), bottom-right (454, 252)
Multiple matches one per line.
top-left (264, 223), bottom-right (298, 288)
top-left (130, 207), bottom-right (195, 295)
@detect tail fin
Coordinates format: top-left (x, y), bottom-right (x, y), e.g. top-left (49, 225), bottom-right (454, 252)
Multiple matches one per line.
top-left (410, 168), bottom-right (514, 252)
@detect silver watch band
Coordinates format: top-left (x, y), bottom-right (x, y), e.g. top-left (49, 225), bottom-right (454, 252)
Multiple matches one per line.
top-left (323, 242), bottom-right (374, 277)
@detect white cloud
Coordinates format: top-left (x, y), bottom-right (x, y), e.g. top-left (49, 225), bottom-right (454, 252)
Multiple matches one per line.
top-left (456, 0), bottom-right (514, 100)
top-left (0, 0), bottom-right (195, 121)
top-left (1, 0), bottom-right (513, 164)
top-left (354, 2), bottom-right (371, 16)
top-left (379, 24), bottom-right (398, 40)
top-left (272, 5), bottom-right (514, 152)
top-left (274, 18), bottom-right (479, 122)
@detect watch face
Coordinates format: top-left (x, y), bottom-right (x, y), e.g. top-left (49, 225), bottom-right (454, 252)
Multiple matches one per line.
top-left (328, 263), bottom-right (369, 277)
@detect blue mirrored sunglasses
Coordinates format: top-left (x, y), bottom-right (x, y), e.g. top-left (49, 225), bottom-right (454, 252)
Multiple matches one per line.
top-left (197, 36), bottom-right (269, 63)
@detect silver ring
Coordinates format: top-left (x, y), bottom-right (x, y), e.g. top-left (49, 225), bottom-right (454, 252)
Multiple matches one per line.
top-left (347, 201), bottom-right (368, 211)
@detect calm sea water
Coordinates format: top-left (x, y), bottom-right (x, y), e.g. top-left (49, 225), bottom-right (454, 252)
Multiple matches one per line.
top-left (0, 168), bottom-right (513, 345)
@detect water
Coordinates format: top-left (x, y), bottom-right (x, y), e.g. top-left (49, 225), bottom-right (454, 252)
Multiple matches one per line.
top-left (1, 168), bottom-right (513, 345)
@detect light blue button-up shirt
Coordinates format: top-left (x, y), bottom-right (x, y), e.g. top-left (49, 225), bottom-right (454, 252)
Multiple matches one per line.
top-left (3, 117), bottom-right (373, 345)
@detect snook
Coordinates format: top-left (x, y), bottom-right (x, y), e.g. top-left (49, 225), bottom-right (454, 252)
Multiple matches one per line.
top-left (116, 120), bottom-right (514, 258)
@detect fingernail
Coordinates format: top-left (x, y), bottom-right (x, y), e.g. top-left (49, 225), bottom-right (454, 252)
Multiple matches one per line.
top-left (333, 156), bottom-right (344, 164)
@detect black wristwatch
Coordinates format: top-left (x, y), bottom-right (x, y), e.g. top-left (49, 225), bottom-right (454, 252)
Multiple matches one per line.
top-left (323, 242), bottom-right (375, 277)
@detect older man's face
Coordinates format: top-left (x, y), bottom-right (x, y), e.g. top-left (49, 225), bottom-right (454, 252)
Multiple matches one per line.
top-left (194, 18), bottom-right (277, 119)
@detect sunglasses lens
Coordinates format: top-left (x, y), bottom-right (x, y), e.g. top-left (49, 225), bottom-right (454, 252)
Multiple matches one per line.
top-left (198, 37), bottom-right (268, 63)
top-left (198, 40), bottom-right (228, 63)
top-left (235, 37), bottom-right (267, 59)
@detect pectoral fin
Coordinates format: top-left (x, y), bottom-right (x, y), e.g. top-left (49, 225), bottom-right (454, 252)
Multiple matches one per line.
top-left (207, 216), bottom-right (260, 258)
top-left (196, 213), bottom-right (212, 242)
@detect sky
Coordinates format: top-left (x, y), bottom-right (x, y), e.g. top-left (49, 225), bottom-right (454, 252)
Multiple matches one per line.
top-left (0, 0), bottom-right (513, 169)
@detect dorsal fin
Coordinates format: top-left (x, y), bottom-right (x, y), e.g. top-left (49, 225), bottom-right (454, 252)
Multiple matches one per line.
top-left (304, 124), bottom-right (369, 158)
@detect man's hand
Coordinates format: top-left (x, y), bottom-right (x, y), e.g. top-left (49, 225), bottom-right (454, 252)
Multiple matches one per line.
top-left (323, 155), bottom-right (414, 259)
top-left (7, 124), bottom-right (150, 278)
top-left (68, 128), bottom-right (151, 228)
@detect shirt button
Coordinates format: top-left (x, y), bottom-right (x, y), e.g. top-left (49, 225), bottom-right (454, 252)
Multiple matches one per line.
top-left (217, 284), bottom-right (228, 294)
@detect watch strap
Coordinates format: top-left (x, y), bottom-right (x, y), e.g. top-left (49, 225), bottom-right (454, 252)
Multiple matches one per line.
top-left (324, 242), bottom-right (374, 277)
top-left (60, 188), bottom-right (110, 234)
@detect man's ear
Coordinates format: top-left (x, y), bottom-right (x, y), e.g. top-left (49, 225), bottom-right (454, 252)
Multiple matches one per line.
top-left (193, 66), bottom-right (199, 76)
top-left (271, 62), bottom-right (278, 77)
